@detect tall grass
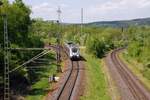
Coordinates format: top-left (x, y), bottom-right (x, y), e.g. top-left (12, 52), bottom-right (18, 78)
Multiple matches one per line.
top-left (81, 53), bottom-right (110, 100)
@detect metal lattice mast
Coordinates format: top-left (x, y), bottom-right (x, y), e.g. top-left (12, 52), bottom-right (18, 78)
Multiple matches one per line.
top-left (80, 8), bottom-right (84, 45)
top-left (57, 6), bottom-right (61, 23)
top-left (3, 14), bottom-right (10, 100)
top-left (56, 6), bottom-right (62, 72)
top-left (81, 8), bottom-right (83, 35)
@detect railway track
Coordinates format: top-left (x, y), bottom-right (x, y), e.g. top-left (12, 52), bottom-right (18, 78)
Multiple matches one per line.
top-left (54, 61), bottom-right (80, 100)
top-left (110, 49), bottom-right (150, 100)
top-left (46, 45), bottom-right (84, 100)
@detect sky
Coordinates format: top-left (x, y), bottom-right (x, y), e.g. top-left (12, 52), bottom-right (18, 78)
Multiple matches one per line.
top-left (9, 0), bottom-right (150, 23)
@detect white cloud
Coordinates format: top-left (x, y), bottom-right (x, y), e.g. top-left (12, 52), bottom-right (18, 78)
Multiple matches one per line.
top-left (89, 0), bottom-right (137, 12)
top-left (85, 0), bottom-right (150, 22)
top-left (32, 2), bottom-right (49, 10)
top-left (30, 2), bottom-right (57, 20)
top-left (32, 2), bottom-right (55, 13)
top-left (30, 2), bottom-right (70, 21)
top-left (14, 0), bottom-right (150, 23)
top-left (138, 0), bottom-right (150, 8)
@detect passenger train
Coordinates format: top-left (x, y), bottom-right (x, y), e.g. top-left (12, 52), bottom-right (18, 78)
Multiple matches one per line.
top-left (65, 42), bottom-right (80, 60)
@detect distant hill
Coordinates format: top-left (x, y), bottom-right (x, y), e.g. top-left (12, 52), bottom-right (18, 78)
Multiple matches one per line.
top-left (87, 17), bottom-right (150, 27)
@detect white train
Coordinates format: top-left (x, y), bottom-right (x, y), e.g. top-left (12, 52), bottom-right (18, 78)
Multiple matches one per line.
top-left (65, 42), bottom-right (80, 60)
top-left (69, 46), bottom-right (80, 60)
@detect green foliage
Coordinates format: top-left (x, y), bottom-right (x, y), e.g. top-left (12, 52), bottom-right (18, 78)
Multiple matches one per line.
top-left (25, 60), bottom-right (57, 100)
top-left (125, 26), bottom-right (150, 80)
top-left (0, 0), bottom-right (31, 46)
top-left (86, 35), bottom-right (105, 58)
top-left (128, 41), bottom-right (141, 57)
top-left (0, 0), bottom-right (45, 97)
top-left (86, 27), bottom-right (124, 58)
top-left (81, 53), bottom-right (110, 100)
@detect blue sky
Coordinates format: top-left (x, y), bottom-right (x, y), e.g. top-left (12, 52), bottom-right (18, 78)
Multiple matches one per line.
top-left (9, 0), bottom-right (150, 23)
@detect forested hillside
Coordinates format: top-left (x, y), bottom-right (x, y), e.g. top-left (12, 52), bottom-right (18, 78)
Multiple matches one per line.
top-left (88, 17), bottom-right (150, 27)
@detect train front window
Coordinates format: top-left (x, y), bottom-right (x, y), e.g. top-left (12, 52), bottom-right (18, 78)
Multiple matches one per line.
top-left (72, 48), bottom-right (77, 53)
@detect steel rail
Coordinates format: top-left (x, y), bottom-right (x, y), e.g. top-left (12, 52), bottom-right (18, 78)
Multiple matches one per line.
top-left (55, 61), bottom-right (73, 100)
top-left (55, 61), bottom-right (79, 100)
top-left (111, 51), bottom-right (139, 99)
top-left (111, 49), bottom-right (150, 100)
top-left (68, 61), bottom-right (79, 99)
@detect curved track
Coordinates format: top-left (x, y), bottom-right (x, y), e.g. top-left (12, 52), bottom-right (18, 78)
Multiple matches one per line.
top-left (108, 49), bottom-right (150, 100)
top-left (55, 61), bottom-right (80, 100)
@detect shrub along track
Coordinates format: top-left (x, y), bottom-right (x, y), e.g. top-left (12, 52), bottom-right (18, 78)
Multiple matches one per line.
top-left (105, 49), bottom-right (150, 100)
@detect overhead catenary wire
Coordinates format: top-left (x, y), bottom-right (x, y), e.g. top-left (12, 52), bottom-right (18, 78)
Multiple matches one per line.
top-left (9, 50), bottom-right (50, 73)
top-left (8, 48), bottom-right (50, 50)
top-left (8, 45), bottom-right (57, 51)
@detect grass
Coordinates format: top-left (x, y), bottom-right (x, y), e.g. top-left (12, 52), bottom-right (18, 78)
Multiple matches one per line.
top-left (80, 52), bottom-right (110, 100)
top-left (119, 50), bottom-right (150, 91)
